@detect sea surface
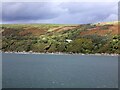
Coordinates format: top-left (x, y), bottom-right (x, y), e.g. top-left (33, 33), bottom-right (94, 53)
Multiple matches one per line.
top-left (2, 53), bottom-right (118, 88)
top-left (0, 53), bottom-right (2, 90)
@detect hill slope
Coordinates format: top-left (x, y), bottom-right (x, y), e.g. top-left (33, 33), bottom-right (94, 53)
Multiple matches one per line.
top-left (1, 21), bottom-right (120, 54)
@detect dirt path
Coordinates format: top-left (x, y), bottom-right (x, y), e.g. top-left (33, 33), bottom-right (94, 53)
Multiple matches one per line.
top-left (50, 25), bottom-right (79, 32)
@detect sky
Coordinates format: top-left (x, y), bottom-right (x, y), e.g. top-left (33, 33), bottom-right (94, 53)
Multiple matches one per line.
top-left (1, 0), bottom-right (119, 24)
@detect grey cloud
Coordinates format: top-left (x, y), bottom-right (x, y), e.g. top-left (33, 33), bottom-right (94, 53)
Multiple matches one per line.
top-left (2, 2), bottom-right (118, 24)
top-left (2, 2), bottom-right (66, 21)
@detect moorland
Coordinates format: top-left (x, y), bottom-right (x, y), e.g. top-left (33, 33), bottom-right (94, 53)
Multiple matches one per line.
top-left (1, 21), bottom-right (120, 54)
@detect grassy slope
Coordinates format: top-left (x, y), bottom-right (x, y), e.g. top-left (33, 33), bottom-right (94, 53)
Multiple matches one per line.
top-left (1, 21), bottom-right (120, 54)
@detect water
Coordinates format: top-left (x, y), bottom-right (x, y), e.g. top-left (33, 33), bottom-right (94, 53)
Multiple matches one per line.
top-left (0, 53), bottom-right (2, 90)
top-left (2, 53), bottom-right (118, 88)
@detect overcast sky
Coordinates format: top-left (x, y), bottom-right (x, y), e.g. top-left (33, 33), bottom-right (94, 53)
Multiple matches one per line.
top-left (2, 1), bottom-right (118, 24)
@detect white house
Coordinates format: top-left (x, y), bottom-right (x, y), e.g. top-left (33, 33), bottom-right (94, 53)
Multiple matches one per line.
top-left (66, 39), bottom-right (72, 43)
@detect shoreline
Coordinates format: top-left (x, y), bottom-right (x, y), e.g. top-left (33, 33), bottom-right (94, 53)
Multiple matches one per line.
top-left (1, 51), bottom-right (119, 56)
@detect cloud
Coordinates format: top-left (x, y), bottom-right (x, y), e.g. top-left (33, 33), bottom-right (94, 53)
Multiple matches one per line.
top-left (2, 2), bottom-right (118, 24)
top-left (2, 2), bottom-right (66, 21)
top-left (103, 14), bottom-right (118, 22)
top-left (2, 0), bottom-right (120, 2)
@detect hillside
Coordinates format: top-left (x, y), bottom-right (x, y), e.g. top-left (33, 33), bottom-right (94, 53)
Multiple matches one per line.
top-left (1, 21), bottom-right (120, 54)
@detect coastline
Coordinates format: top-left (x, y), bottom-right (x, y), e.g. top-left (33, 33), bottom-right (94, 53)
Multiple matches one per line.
top-left (1, 51), bottom-right (119, 56)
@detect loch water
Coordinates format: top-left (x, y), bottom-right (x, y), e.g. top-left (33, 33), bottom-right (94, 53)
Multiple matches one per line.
top-left (2, 53), bottom-right (118, 88)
